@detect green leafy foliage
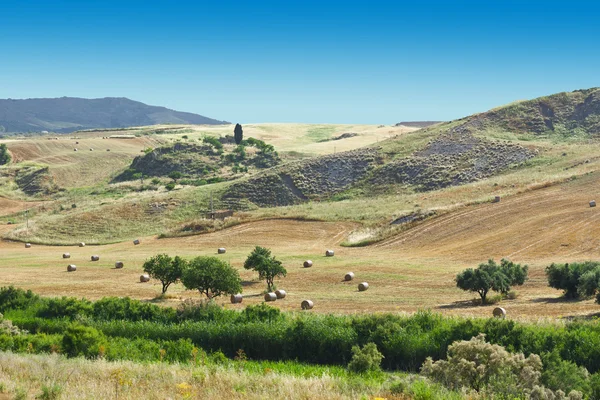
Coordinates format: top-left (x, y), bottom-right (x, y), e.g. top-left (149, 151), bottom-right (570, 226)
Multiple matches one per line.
top-left (168, 171), bottom-right (182, 182)
top-left (456, 259), bottom-right (528, 304)
top-left (181, 256), bottom-right (242, 298)
top-left (0, 144), bottom-right (10, 165)
top-left (62, 324), bottom-right (107, 358)
top-left (142, 254), bottom-right (186, 294)
top-left (243, 246), bottom-right (287, 291)
top-left (347, 342), bottom-right (384, 373)
top-left (546, 261), bottom-right (600, 299)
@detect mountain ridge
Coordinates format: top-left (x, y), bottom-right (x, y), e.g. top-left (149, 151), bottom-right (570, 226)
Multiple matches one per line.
top-left (0, 96), bottom-right (229, 133)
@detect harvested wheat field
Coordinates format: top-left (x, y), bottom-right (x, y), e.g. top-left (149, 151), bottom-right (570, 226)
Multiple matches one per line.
top-left (2, 170), bottom-right (600, 320)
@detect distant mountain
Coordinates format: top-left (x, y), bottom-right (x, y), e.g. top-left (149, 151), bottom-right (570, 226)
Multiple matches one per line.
top-left (0, 97), bottom-right (229, 133)
top-left (394, 121), bottom-right (442, 128)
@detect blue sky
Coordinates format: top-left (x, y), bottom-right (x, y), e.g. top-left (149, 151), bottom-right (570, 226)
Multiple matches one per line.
top-left (0, 0), bottom-right (598, 124)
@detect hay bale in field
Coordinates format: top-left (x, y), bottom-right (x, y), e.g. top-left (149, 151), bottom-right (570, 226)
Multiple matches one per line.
top-left (492, 196), bottom-right (501, 203)
top-left (67, 264), bottom-right (76, 272)
top-left (303, 260), bottom-right (313, 268)
top-left (75, 141), bottom-right (79, 144)
top-left (325, 250), bottom-right (334, 257)
top-left (230, 294), bottom-right (243, 304)
top-left (358, 282), bottom-right (369, 291)
top-left (275, 289), bottom-right (286, 299)
top-left (73, 148), bottom-right (77, 151)
top-left (91, 255), bottom-right (100, 261)
top-left (344, 272), bottom-right (355, 281)
top-left (493, 307), bottom-right (506, 318)
top-left (264, 292), bottom-right (277, 302)
top-left (78, 242), bottom-right (85, 247)
top-left (218, 248), bottom-right (226, 254)
top-left (140, 273), bottom-right (150, 283)
top-left (89, 148), bottom-right (93, 151)
top-left (25, 243), bottom-right (31, 248)
top-left (114, 261), bottom-right (124, 269)
top-left (590, 200), bottom-right (596, 208)
top-left (62, 253), bottom-right (71, 259)
top-left (106, 149), bottom-right (110, 152)
top-left (133, 239), bottom-right (140, 245)
top-left (301, 300), bottom-right (314, 310)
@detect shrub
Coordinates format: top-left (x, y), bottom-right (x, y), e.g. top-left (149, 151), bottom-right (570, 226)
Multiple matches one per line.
top-left (240, 303), bottom-right (281, 323)
top-left (0, 287), bottom-right (40, 313)
top-left (92, 297), bottom-right (176, 322)
top-left (546, 261), bottom-right (600, 299)
top-left (62, 324), bottom-right (107, 358)
top-left (37, 383), bottom-right (62, 400)
top-left (37, 297), bottom-right (92, 319)
top-left (0, 144), bottom-right (10, 165)
top-left (348, 342), bottom-right (384, 373)
top-left (177, 299), bottom-right (231, 322)
top-left (165, 182), bottom-right (176, 191)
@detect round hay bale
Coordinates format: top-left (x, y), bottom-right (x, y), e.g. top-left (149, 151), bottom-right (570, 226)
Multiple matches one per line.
top-left (140, 273), bottom-right (150, 283)
top-left (75, 141), bottom-right (79, 144)
top-left (62, 253), bottom-right (71, 259)
top-left (493, 307), bottom-right (506, 318)
top-left (275, 289), bottom-right (286, 299)
top-left (301, 299), bottom-right (314, 310)
top-left (344, 272), bottom-right (355, 281)
top-left (358, 282), bottom-right (369, 291)
top-left (89, 148), bottom-right (93, 151)
top-left (492, 196), bottom-right (501, 203)
top-left (106, 149), bottom-right (110, 152)
top-left (91, 255), bottom-right (100, 261)
top-left (133, 239), bottom-right (140, 245)
top-left (590, 200), bottom-right (596, 208)
top-left (25, 243), bottom-right (31, 248)
top-left (264, 292), bottom-right (277, 302)
top-left (217, 248), bottom-right (226, 254)
top-left (325, 250), bottom-right (334, 257)
top-left (67, 264), bottom-right (76, 272)
top-left (73, 148), bottom-right (77, 151)
top-left (114, 261), bottom-right (124, 269)
top-left (78, 242), bottom-right (85, 247)
top-left (303, 260), bottom-right (313, 268)
top-left (230, 294), bottom-right (243, 304)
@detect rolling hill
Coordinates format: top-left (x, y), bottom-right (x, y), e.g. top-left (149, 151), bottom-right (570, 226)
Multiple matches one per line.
top-left (0, 97), bottom-right (229, 133)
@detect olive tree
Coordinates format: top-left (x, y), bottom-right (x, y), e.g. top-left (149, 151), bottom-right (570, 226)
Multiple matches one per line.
top-left (182, 256), bottom-right (242, 299)
top-left (456, 259), bottom-right (528, 304)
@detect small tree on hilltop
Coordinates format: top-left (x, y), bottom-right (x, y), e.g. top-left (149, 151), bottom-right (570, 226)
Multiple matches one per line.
top-left (143, 254), bottom-right (186, 294)
top-left (182, 256), bottom-right (242, 299)
top-left (243, 246), bottom-right (287, 291)
top-left (234, 123), bottom-right (243, 145)
top-left (456, 259), bottom-right (528, 304)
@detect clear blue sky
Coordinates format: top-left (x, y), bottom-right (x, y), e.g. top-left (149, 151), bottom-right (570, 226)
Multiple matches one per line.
top-left (1, 0), bottom-right (598, 124)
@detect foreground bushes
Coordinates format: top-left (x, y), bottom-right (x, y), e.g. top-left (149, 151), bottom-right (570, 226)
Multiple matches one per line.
top-left (5, 287), bottom-right (600, 377)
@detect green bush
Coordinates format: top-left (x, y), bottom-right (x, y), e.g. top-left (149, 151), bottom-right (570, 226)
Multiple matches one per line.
top-left (38, 297), bottom-right (92, 320)
top-left (0, 287), bottom-right (40, 313)
top-left (92, 297), bottom-right (176, 322)
top-left (240, 303), bottom-right (281, 323)
top-left (347, 342), bottom-right (384, 373)
top-left (62, 324), bottom-right (106, 358)
top-left (164, 182), bottom-right (176, 191)
top-left (546, 261), bottom-right (600, 299)
top-left (0, 144), bottom-right (10, 165)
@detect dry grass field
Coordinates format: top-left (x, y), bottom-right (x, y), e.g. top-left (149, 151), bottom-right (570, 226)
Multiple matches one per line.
top-left (2, 122), bottom-right (600, 321)
top-left (2, 170), bottom-right (600, 320)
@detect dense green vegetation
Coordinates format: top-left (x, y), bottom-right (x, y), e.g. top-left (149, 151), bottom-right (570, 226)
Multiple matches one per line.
top-left (546, 261), bottom-right (600, 302)
top-left (0, 143), bottom-right (10, 165)
top-left (456, 259), bottom-right (528, 304)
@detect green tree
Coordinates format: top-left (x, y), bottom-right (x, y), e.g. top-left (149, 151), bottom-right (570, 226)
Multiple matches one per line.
top-left (62, 324), bottom-right (107, 358)
top-left (142, 254), bottom-right (186, 294)
top-left (182, 256), bottom-right (242, 299)
top-left (546, 261), bottom-right (600, 299)
top-left (456, 259), bottom-right (528, 304)
top-left (0, 144), bottom-right (10, 165)
top-left (243, 246), bottom-right (287, 291)
top-left (168, 171), bottom-right (182, 182)
top-left (348, 342), bottom-right (384, 373)
top-left (234, 123), bottom-right (243, 145)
